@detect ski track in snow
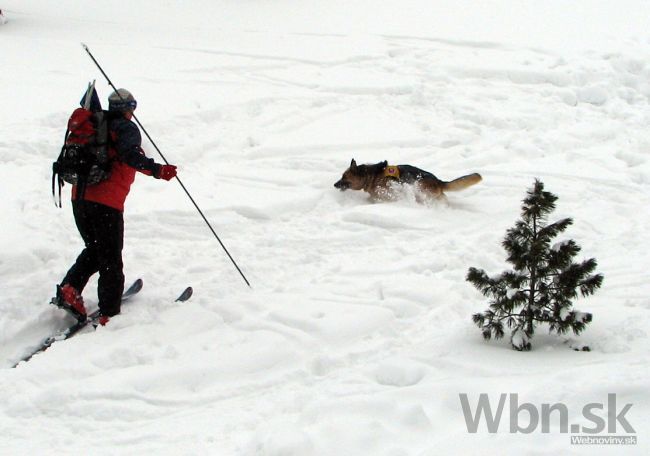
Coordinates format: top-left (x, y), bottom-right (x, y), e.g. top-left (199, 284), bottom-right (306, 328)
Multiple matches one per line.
top-left (1, 2), bottom-right (650, 455)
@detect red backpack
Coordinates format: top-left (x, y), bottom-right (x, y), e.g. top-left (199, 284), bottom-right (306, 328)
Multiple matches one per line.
top-left (52, 83), bottom-right (110, 206)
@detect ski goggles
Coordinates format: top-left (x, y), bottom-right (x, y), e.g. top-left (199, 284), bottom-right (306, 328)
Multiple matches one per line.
top-left (109, 99), bottom-right (138, 112)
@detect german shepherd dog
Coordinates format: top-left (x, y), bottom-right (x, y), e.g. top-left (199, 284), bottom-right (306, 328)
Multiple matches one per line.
top-left (334, 159), bottom-right (482, 202)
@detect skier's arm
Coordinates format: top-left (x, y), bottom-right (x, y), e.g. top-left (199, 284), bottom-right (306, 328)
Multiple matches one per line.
top-left (112, 119), bottom-right (177, 180)
top-left (111, 120), bottom-right (157, 174)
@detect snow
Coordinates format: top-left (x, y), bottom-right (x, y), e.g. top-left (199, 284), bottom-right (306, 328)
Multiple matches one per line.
top-left (552, 239), bottom-right (572, 251)
top-left (510, 328), bottom-right (530, 351)
top-left (506, 287), bottom-right (518, 299)
top-left (1, 1), bottom-right (649, 454)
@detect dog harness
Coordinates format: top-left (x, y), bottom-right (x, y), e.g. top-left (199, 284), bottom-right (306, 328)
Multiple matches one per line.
top-left (383, 165), bottom-right (400, 179)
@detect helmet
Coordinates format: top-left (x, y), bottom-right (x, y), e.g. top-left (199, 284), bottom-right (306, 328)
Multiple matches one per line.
top-left (108, 88), bottom-right (137, 112)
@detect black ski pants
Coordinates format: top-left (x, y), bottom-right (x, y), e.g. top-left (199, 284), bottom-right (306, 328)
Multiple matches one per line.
top-left (61, 200), bottom-right (124, 316)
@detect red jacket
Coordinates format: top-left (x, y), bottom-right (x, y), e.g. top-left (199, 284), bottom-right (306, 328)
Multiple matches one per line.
top-left (72, 114), bottom-right (157, 212)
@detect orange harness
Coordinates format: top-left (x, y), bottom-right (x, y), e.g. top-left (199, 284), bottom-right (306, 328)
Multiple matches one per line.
top-left (383, 165), bottom-right (400, 179)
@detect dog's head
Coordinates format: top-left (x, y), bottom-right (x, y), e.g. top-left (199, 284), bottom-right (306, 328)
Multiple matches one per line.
top-left (334, 159), bottom-right (387, 191)
top-left (334, 158), bottom-right (363, 191)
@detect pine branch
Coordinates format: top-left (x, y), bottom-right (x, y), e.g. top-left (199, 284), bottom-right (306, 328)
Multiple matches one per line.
top-left (537, 218), bottom-right (573, 240)
top-left (579, 273), bottom-right (604, 297)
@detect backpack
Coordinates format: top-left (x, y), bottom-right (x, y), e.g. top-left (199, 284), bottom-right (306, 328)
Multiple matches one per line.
top-left (52, 82), bottom-right (111, 207)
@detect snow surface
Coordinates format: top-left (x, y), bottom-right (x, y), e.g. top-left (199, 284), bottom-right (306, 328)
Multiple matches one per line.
top-left (1, 1), bottom-right (649, 454)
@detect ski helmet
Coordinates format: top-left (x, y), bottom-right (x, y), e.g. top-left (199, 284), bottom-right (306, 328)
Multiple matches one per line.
top-left (108, 88), bottom-right (137, 112)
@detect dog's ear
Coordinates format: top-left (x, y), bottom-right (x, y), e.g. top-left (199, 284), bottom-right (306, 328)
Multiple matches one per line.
top-left (350, 158), bottom-right (357, 168)
top-left (381, 160), bottom-right (388, 168)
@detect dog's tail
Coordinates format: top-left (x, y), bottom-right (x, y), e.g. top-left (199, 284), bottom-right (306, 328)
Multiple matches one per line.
top-left (443, 173), bottom-right (482, 192)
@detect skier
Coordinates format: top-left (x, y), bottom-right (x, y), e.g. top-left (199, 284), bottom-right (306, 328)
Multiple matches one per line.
top-left (54, 88), bottom-right (177, 326)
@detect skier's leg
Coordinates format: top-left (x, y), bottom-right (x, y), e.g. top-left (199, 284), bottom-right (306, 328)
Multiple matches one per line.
top-left (94, 205), bottom-right (125, 317)
top-left (61, 200), bottom-right (101, 292)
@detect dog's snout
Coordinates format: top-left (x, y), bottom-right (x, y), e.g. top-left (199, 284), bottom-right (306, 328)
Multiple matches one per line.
top-left (334, 179), bottom-right (348, 190)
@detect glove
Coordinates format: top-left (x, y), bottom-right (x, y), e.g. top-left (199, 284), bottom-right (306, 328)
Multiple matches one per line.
top-left (154, 164), bottom-right (177, 181)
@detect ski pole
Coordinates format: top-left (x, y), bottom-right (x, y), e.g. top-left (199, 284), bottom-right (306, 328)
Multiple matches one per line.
top-left (81, 43), bottom-right (251, 288)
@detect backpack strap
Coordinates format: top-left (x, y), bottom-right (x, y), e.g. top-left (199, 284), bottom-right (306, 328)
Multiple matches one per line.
top-left (76, 176), bottom-right (88, 201)
top-left (52, 130), bottom-right (70, 208)
top-left (52, 165), bottom-right (61, 208)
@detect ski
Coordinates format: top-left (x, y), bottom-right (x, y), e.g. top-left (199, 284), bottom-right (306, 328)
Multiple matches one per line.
top-left (13, 278), bottom-right (144, 367)
top-left (14, 280), bottom-right (193, 367)
top-left (176, 286), bottom-right (193, 302)
top-left (11, 281), bottom-right (192, 367)
top-left (122, 277), bottom-right (144, 300)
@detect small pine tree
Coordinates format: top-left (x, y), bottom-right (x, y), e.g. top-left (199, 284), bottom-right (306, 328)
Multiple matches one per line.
top-left (467, 179), bottom-right (603, 351)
